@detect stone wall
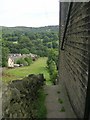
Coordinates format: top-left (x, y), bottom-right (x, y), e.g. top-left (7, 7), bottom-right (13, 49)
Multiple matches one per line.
top-left (2, 74), bottom-right (45, 118)
top-left (59, 2), bottom-right (90, 118)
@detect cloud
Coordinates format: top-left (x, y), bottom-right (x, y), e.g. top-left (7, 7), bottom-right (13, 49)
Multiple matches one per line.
top-left (0, 0), bottom-right (59, 27)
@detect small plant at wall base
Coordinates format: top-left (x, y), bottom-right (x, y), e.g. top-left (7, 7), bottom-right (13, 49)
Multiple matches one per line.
top-left (60, 106), bottom-right (65, 112)
top-left (57, 91), bottom-right (60, 94)
top-left (58, 98), bottom-right (63, 104)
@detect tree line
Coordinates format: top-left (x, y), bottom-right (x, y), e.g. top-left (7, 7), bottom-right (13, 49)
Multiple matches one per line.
top-left (1, 26), bottom-right (59, 67)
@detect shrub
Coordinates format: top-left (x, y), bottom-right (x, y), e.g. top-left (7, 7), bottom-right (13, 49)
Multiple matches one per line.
top-left (47, 59), bottom-right (58, 84)
top-left (58, 98), bottom-right (63, 104)
top-left (24, 57), bottom-right (32, 65)
top-left (57, 91), bottom-right (60, 94)
top-left (16, 58), bottom-right (28, 66)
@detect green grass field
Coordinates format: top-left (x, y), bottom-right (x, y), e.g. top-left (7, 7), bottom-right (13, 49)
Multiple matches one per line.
top-left (2, 57), bottom-right (52, 85)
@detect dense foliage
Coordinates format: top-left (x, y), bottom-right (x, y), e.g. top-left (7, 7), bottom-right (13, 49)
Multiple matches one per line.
top-left (3, 74), bottom-right (47, 118)
top-left (2, 26), bottom-right (59, 67)
top-left (47, 49), bottom-right (58, 84)
top-left (16, 57), bottom-right (32, 66)
top-left (2, 26), bottom-right (59, 66)
top-left (2, 47), bottom-right (10, 67)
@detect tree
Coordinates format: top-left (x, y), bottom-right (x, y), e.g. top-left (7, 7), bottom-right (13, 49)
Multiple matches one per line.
top-left (20, 48), bottom-right (30, 54)
top-left (52, 41), bottom-right (58, 48)
top-left (47, 49), bottom-right (58, 67)
top-left (19, 36), bottom-right (30, 43)
top-left (2, 47), bottom-right (10, 67)
top-left (43, 36), bottom-right (50, 43)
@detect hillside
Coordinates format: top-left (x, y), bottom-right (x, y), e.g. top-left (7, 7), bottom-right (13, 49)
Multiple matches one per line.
top-left (2, 25), bottom-right (59, 34)
top-left (2, 25), bottom-right (59, 67)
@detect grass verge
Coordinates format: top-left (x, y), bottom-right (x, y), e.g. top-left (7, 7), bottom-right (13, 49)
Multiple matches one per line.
top-left (36, 88), bottom-right (47, 118)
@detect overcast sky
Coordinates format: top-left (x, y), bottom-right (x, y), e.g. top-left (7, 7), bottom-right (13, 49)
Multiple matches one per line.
top-left (0, 0), bottom-right (59, 27)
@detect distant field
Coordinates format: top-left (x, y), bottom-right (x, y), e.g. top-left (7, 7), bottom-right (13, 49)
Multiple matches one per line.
top-left (2, 57), bottom-right (51, 85)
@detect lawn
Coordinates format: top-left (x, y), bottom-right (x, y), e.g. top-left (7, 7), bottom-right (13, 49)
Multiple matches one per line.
top-left (2, 57), bottom-right (52, 85)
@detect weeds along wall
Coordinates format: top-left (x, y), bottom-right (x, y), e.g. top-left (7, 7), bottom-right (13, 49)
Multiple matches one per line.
top-left (59, 2), bottom-right (90, 118)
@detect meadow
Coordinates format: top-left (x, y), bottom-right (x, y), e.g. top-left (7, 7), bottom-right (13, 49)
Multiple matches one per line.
top-left (2, 57), bottom-right (52, 85)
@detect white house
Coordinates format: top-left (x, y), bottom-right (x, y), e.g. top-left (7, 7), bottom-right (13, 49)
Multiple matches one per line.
top-left (7, 53), bottom-right (38, 68)
top-left (8, 57), bottom-right (14, 68)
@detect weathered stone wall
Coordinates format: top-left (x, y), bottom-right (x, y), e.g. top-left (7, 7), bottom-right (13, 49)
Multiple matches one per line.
top-left (2, 74), bottom-right (45, 118)
top-left (59, 2), bottom-right (90, 118)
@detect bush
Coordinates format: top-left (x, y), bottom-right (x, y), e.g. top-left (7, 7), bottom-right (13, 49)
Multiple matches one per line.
top-left (16, 58), bottom-right (28, 66)
top-left (47, 59), bottom-right (58, 84)
top-left (51, 71), bottom-right (58, 84)
top-left (60, 106), bottom-right (65, 112)
top-left (24, 57), bottom-right (32, 65)
top-left (3, 74), bottom-right (46, 118)
top-left (58, 98), bottom-right (63, 104)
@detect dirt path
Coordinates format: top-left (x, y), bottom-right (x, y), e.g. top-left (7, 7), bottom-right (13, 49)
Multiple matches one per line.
top-left (44, 84), bottom-right (76, 118)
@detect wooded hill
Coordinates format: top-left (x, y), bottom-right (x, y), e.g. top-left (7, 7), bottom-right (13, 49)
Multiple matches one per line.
top-left (2, 25), bottom-right (59, 56)
top-left (2, 25), bottom-right (59, 34)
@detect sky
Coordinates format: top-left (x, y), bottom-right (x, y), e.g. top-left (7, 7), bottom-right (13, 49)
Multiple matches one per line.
top-left (0, 0), bottom-right (59, 27)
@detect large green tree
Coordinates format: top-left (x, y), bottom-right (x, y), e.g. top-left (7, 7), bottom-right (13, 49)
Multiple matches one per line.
top-left (20, 48), bottom-right (30, 54)
top-left (2, 47), bottom-right (10, 67)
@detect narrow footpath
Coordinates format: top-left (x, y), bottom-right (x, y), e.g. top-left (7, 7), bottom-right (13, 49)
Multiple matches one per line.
top-left (44, 85), bottom-right (65, 118)
top-left (44, 84), bottom-right (76, 118)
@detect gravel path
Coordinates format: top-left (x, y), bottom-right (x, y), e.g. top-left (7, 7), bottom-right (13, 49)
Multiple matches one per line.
top-left (44, 84), bottom-right (76, 118)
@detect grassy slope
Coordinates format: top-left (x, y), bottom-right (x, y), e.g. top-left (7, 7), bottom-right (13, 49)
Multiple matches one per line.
top-left (2, 57), bottom-right (49, 118)
top-left (2, 57), bottom-right (51, 85)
